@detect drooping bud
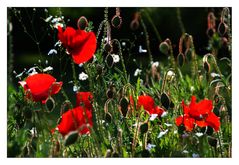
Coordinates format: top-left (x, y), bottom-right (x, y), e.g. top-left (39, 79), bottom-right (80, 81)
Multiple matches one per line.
top-left (77, 16), bottom-right (88, 30)
top-left (159, 41), bottom-right (169, 55)
top-left (177, 53), bottom-right (185, 67)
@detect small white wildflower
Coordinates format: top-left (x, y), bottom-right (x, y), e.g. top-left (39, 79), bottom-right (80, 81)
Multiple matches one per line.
top-left (146, 143), bottom-right (156, 151)
top-left (190, 86), bottom-right (195, 92)
top-left (195, 132), bottom-right (204, 137)
top-left (139, 45), bottom-right (147, 53)
top-left (166, 70), bottom-right (175, 81)
top-left (151, 61), bottom-right (159, 68)
top-left (112, 54), bottom-right (120, 63)
top-left (192, 153), bottom-right (200, 158)
top-left (134, 68), bottom-right (142, 77)
top-left (30, 127), bottom-right (37, 137)
top-left (73, 85), bottom-right (80, 92)
top-left (43, 66), bottom-right (53, 72)
top-left (121, 42), bottom-right (126, 46)
top-left (149, 114), bottom-right (158, 121)
top-left (79, 72), bottom-right (88, 81)
top-left (157, 129), bottom-right (168, 138)
top-left (174, 130), bottom-right (178, 134)
top-left (161, 111), bottom-right (168, 117)
top-left (45, 60), bottom-right (48, 65)
top-left (48, 49), bottom-right (57, 56)
top-left (92, 55), bottom-right (97, 63)
top-left (78, 63), bottom-right (84, 67)
top-left (182, 150), bottom-right (189, 154)
top-left (164, 123), bottom-right (172, 127)
top-left (211, 72), bottom-right (220, 78)
top-left (54, 41), bottom-right (62, 47)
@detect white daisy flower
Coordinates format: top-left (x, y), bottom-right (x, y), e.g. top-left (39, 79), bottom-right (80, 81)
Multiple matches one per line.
top-left (134, 68), bottom-right (142, 77)
top-left (79, 72), bottom-right (88, 81)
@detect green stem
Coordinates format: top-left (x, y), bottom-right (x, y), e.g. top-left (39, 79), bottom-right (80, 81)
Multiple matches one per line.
top-left (143, 9), bottom-right (162, 42)
top-left (176, 8), bottom-right (186, 34)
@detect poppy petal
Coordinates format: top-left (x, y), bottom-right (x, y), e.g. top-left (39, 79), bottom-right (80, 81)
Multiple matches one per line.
top-left (206, 113), bottom-right (220, 132)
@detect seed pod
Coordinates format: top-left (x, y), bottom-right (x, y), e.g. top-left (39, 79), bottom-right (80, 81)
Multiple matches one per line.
top-left (203, 61), bottom-right (211, 73)
top-left (208, 136), bottom-right (218, 147)
top-left (105, 112), bottom-right (112, 123)
top-left (64, 131), bottom-right (79, 146)
top-left (161, 92), bottom-right (170, 110)
top-left (177, 53), bottom-right (185, 67)
top-left (159, 42), bottom-right (169, 55)
top-left (77, 16), bottom-right (88, 30)
top-left (105, 54), bottom-right (114, 68)
top-left (111, 15), bottom-right (122, 29)
top-left (140, 122), bottom-right (148, 134)
top-left (120, 97), bottom-right (129, 117)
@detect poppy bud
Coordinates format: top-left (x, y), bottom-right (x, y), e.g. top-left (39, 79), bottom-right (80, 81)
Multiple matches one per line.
top-left (64, 131), bottom-right (79, 146)
top-left (208, 136), bottom-right (218, 147)
top-left (218, 22), bottom-right (228, 36)
top-left (96, 64), bottom-right (103, 75)
top-left (140, 122), bottom-right (148, 134)
top-left (185, 48), bottom-right (192, 61)
top-left (45, 97), bottom-right (55, 113)
top-left (206, 28), bottom-right (215, 38)
top-left (104, 43), bottom-right (113, 53)
top-left (105, 112), bottom-right (112, 123)
top-left (159, 41), bottom-right (169, 55)
top-left (111, 15), bottom-right (122, 29)
top-left (77, 16), bottom-right (88, 30)
top-left (203, 61), bottom-right (211, 73)
top-left (105, 54), bottom-right (114, 68)
top-left (120, 97), bottom-right (129, 117)
top-left (161, 92), bottom-right (170, 110)
top-left (177, 53), bottom-right (185, 67)
top-left (130, 19), bottom-right (139, 31)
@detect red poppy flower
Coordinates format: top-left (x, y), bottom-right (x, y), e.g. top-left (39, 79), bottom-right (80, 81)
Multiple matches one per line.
top-left (175, 96), bottom-right (220, 132)
top-left (58, 26), bottom-right (97, 64)
top-left (129, 95), bottom-right (165, 117)
top-left (175, 115), bottom-right (195, 132)
top-left (19, 73), bottom-right (62, 104)
top-left (76, 92), bottom-right (93, 109)
top-left (57, 106), bottom-right (93, 136)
